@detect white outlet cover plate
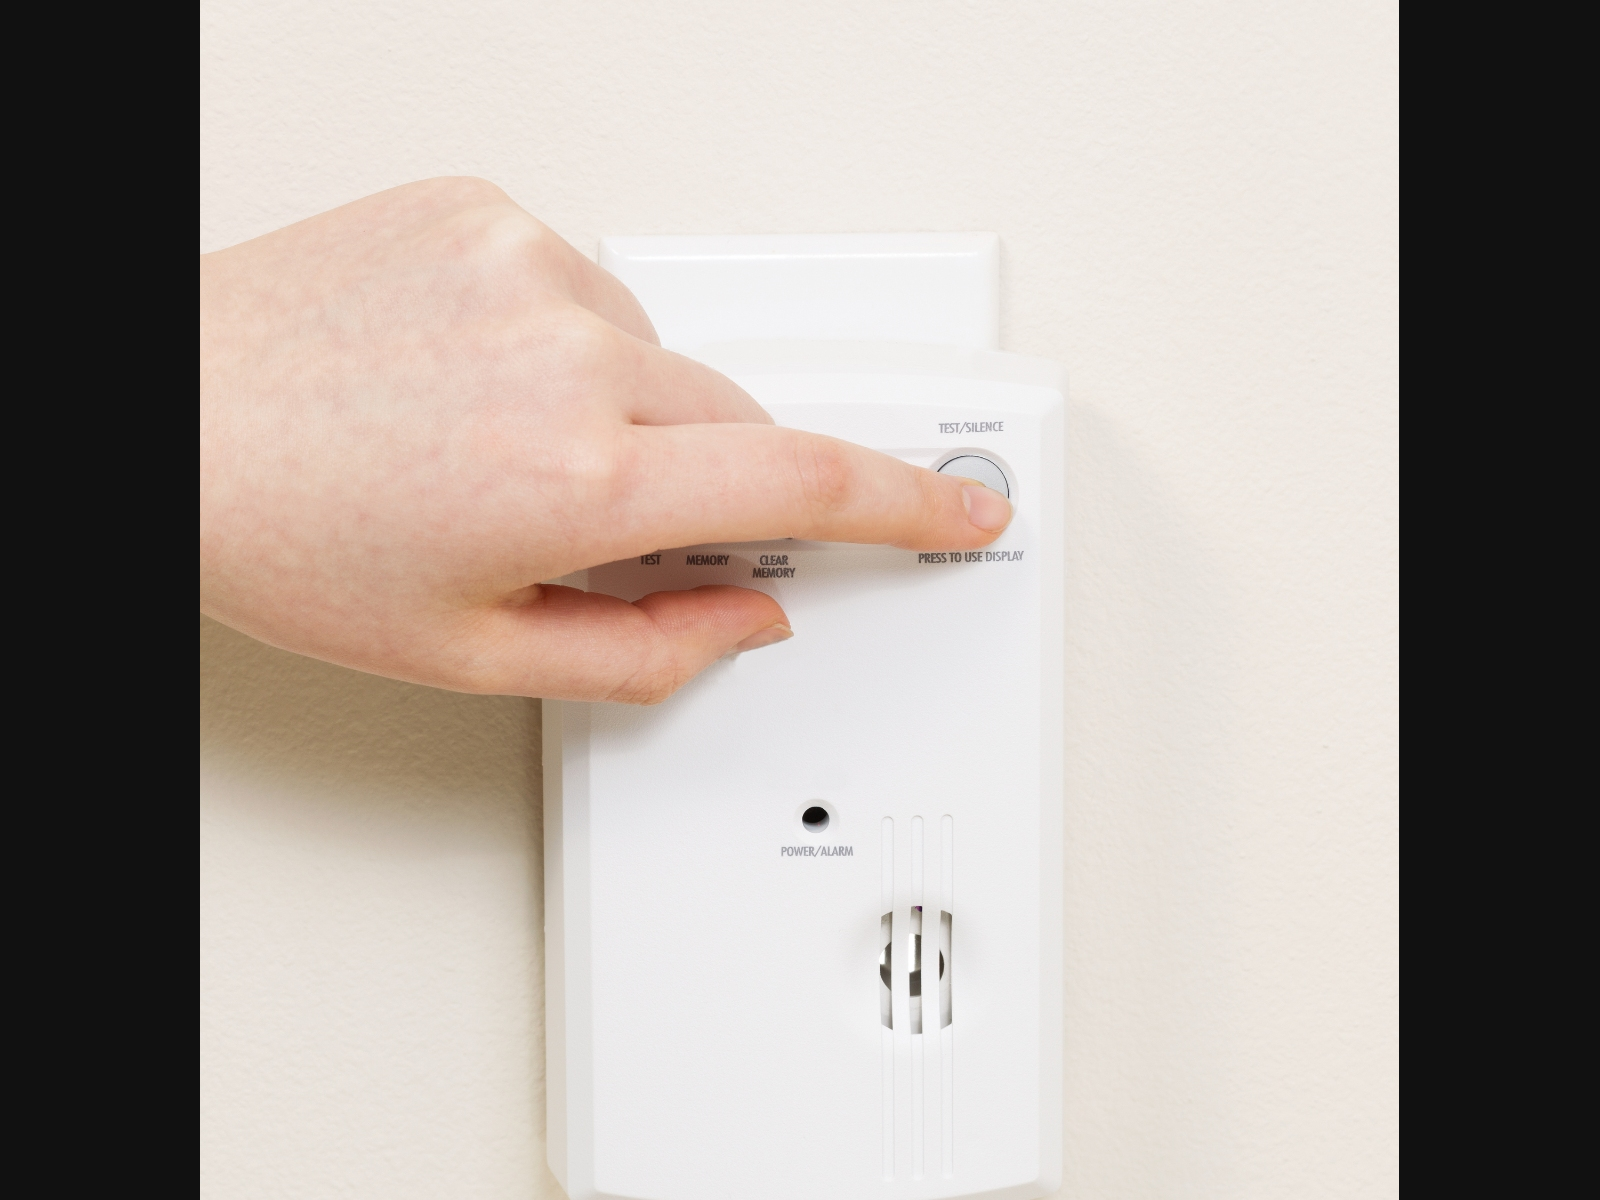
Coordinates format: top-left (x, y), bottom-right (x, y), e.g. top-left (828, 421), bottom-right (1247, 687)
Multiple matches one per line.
top-left (600, 233), bottom-right (999, 353)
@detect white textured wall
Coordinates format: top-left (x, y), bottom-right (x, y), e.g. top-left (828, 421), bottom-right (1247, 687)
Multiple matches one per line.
top-left (200, 3), bottom-right (1398, 1197)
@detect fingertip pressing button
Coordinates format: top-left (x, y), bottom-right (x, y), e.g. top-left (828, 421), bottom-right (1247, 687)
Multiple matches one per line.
top-left (962, 484), bottom-right (1012, 531)
top-left (936, 454), bottom-right (1011, 498)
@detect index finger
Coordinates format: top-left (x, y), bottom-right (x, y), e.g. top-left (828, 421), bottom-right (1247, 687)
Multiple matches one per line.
top-left (608, 422), bottom-right (1014, 553)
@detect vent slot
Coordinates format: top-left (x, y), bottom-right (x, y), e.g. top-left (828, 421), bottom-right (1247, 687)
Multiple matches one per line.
top-left (911, 817), bottom-right (926, 1178)
top-left (938, 911), bottom-right (953, 1028)
top-left (909, 907), bottom-right (924, 1034)
top-left (878, 913), bottom-right (893, 1029)
top-left (941, 814), bottom-right (955, 1178)
top-left (880, 817), bottom-right (895, 1181)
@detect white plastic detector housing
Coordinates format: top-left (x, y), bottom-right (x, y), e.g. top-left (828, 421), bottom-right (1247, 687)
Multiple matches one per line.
top-left (545, 235), bottom-right (1064, 1200)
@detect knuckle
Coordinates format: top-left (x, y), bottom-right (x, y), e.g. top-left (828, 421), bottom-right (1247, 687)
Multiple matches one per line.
top-left (428, 612), bottom-right (524, 695)
top-left (531, 432), bottom-right (624, 516)
top-left (606, 637), bottom-right (689, 706)
top-left (397, 175), bottom-right (510, 220)
top-left (917, 467), bottom-right (951, 525)
top-left (503, 212), bottom-right (564, 264)
top-left (423, 188), bottom-right (587, 318)
top-left (484, 210), bottom-right (570, 281)
top-left (791, 435), bottom-right (856, 516)
top-left (439, 204), bottom-right (553, 279)
top-left (474, 209), bottom-right (545, 266)
top-left (435, 175), bottom-right (511, 208)
top-left (611, 673), bottom-right (679, 706)
top-left (540, 306), bottom-right (619, 378)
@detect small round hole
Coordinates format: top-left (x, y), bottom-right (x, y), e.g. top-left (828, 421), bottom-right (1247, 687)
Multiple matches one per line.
top-left (802, 805), bottom-right (830, 833)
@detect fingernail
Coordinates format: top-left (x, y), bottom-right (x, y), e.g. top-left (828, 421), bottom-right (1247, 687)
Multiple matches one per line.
top-left (963, 484), bottom-right (1012, 532)
top-left (733, 623), bottom-right (793, 653)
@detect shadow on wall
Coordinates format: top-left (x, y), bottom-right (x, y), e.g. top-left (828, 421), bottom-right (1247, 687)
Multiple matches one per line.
top-left (200, 615), bottom-right (540, 824)
top-left (200, 616), bottom-right (556, 1197)
top-left (1061, 392), bottom-right (1244, 1195)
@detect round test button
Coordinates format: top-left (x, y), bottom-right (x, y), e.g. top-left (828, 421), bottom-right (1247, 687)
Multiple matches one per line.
top-left (936, 454), bottom-right (1011, 498)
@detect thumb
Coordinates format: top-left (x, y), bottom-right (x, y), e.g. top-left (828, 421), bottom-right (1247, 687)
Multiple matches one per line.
top-left (468, 584), bottom-right (791, 703)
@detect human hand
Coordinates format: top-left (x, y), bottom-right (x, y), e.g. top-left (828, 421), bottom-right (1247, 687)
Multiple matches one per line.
top-left (200, 178), bottom-right (1012, 702)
